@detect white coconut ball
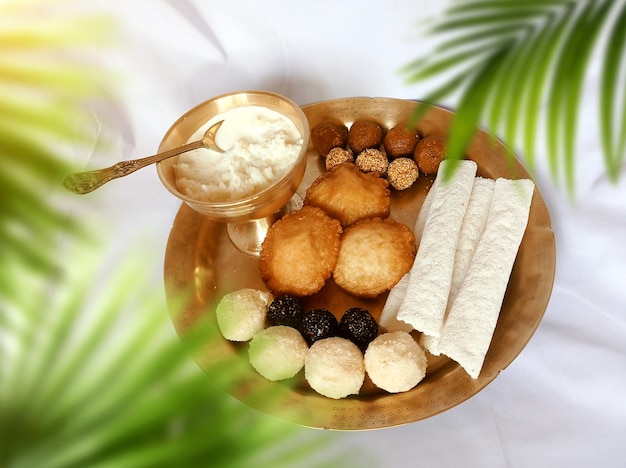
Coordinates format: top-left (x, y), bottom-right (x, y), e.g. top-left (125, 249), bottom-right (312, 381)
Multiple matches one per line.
top-left (248, 326), bottom-right (309, 381)
top-left (305, 337), bottom-right (365, 399)
top-left (364, 331), bottom-right (427, 393)
top-left (215, 288), bottom-right (272, 341)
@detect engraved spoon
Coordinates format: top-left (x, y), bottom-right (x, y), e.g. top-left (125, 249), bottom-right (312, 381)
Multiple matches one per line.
top-left (63, 120), bottom-right (225, 194)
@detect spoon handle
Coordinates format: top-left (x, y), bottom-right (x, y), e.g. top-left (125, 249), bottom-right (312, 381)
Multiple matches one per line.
top-left (63, 140), bottom-right (205, 194)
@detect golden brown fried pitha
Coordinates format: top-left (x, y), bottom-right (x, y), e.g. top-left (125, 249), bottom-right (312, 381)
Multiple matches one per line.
top-left (259, 206), bottom-right (342, 297)
top-left (304, 163), bottom-right (390, 227)
top-left (333, 218), bottom-right (416, 298)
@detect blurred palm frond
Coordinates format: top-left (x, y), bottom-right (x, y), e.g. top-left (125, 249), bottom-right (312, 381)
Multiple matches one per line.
top-left (0, 2), bottom-right (345, 466)
top-left (404, 0), bottom-right (626, 194)
top-left (1, 244), bottom-right (342, 468)
top-left (0, 2), bottom-right (107, 279)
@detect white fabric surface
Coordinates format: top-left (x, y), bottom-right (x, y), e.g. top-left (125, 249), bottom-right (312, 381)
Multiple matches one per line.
top-left (64, 1), bottom-right (626, 467)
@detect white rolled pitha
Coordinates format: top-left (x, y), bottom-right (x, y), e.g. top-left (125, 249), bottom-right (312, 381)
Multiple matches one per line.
top-left (379, 183), bottom-right (436, 333)
top-left (396, 159), bottom-right (477, 338)
top-left (420, 176), bottom-right (495, 354)
top-left (378, 273), bottom-right (413, 333)
top-left (436, 178), bottom-right (535, 378)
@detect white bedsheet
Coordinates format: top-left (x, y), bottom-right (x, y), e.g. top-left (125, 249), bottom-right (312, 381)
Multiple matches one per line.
top-left (62, 1), bottom-right (626, 466)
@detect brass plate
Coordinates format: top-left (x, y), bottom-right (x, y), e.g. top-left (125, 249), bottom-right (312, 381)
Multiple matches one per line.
top-left (163, 97), bottom-right (556, 430)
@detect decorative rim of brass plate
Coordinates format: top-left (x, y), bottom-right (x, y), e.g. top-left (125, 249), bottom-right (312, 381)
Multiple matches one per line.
top-left (162, 97), bottom-right (556, 431)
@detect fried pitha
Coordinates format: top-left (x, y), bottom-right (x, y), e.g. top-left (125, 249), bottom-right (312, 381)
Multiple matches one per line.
top-left (259, 206), bottom-right (342, 297)
top-left (333, 218), bottom-right (416, 298)
top-left (304, 163), bottom-right (390, 227)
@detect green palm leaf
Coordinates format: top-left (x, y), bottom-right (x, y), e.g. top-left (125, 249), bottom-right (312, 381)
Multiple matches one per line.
top-left (404, 0), bottom-right (626, 195)
top-left (600, 3), bottom-right (626, 180)
top-left (1, 2), bottom-right (350, 467)
top-left (2, 248), bottom-right (344, 468)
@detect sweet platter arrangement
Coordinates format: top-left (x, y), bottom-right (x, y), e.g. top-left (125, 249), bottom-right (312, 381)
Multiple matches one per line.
top-left (162, 96), bottom-right (556, 430)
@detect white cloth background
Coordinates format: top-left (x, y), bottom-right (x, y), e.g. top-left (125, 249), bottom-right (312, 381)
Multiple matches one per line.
top-left (63, 1), bottom-right (626, 467)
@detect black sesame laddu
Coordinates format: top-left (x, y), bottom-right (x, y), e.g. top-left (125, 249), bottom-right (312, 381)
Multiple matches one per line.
top-left (298, 308), bottom-right (339, 346)
top-left (267, 295), bottom-right (304, 329)
top-left (338, 307), bottom-right (379, 353)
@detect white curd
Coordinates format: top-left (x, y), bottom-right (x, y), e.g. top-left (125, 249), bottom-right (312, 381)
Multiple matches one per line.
top-left (174, 105), bottom-right (303, 203)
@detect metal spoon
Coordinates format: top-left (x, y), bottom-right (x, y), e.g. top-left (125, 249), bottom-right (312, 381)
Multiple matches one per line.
top-left (63, 120), bottom-right (225, 194)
